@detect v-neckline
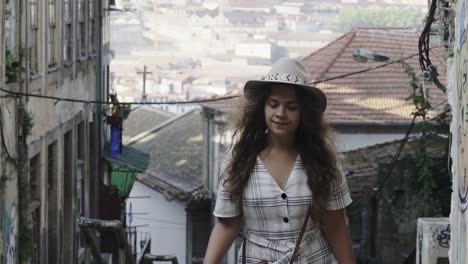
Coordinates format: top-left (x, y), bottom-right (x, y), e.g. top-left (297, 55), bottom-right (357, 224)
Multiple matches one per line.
top-left (257, 154), bottom-right (299, 192)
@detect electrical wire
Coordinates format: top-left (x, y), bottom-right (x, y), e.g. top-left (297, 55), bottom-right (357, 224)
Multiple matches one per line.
top-left (375, 115), bottom-right (417, 199)
top-left (345, 103), bottom-right (450, 206)
top-left (419, 0), bottom-right (437, 72)
top-left (310, 52), bottom-right (421, 85)
top-left (418, 0), bottom-right (447, 92)
top-left (0, 87), bottom-right (241, 105)
top-left (0, 49), bottom-right (433, 106)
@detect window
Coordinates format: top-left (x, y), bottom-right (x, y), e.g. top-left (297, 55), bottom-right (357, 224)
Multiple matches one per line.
top-left (88, 115), bottom-right (98, 218)
top-left (77, 0), bottom-right (87, 58)
top-left (47, 142), bottom-right (58, 263)
top-left (4, 0), bottom-right (18, 52)
top-left (48, 0), bottom-right (57, 67)
top-left (30, 154), bottom-right (41, 264)
top-left (76, 160), bottom-right (85, 254)
top-left (89, 0), bottom-right (97, 54)
top-left (30, 154), bottom-right (41, 201)
top-left (64, 0), bottom-right (73, 64)
top-left (63, 131), bottom-right (75, 261)
top-left (29, 0), bottom-right (39, 75)
top-left (76, 122), bottom-right (86, 254)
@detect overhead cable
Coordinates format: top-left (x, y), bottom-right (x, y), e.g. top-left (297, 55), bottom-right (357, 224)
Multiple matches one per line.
top-left (0, 50), bottom-right (430, 106)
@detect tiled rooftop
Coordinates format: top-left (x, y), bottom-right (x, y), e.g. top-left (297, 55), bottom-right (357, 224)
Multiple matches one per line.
top-left (204, 28), bottom-right (448, 125)
top-left (128, 109), bottom-right (209, 204)
top-left (123, 106), bottom-right (175, 140)
top-left (302, 27), bottom-right (447, 124)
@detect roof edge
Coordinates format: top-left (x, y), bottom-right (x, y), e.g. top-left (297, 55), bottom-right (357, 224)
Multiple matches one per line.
top-left (126, 108), bottom-right (199, 146)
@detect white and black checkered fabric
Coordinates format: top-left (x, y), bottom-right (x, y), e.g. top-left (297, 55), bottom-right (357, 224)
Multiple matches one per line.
top-left (214, 155), bottom-right (352, 264)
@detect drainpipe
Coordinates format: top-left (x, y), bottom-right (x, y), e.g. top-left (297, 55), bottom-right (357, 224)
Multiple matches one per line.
top-left (97, 0), bottom-right (104, 203)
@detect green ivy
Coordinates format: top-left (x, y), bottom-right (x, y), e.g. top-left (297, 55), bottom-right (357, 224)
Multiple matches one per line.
top-left (5, 50), bottom-right (25, 83)
top-left (23, 111), bottom-right (35, 137)
top-left (402, 62), bottom-right (451, 216)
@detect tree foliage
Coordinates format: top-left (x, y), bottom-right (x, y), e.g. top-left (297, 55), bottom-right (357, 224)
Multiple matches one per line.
top-left (334, 6), bottom-right (426, 32)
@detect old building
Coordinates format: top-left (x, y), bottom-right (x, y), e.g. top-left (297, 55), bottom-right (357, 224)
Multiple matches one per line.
top-left (0, 0), bottom-right (113, 263)
top-left (340, 135), bottom-right (450, 263)
top-left (124, 107), bottom-right (211, 264)
top-left (450, 0), bottom-right (468, 262)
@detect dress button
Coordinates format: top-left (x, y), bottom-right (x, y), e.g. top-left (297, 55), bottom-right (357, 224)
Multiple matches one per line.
top-left (283, 217), bottom-right (289, 223)
top-left (281, 193), bottom-right (287, 199)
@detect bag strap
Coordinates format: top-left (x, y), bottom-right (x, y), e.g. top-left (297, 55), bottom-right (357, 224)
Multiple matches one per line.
top-left (242, 205), bottom-right (311, 264)
top-left (289, 205), bottom-right (311, 263)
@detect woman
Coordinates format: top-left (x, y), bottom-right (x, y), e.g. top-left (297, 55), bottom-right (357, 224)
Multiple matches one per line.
top-left (204, 58), bottom-right (355, 264)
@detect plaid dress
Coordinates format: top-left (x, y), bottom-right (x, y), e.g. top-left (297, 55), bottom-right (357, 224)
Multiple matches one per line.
top-left (213, 155), bottom-right (352, 264)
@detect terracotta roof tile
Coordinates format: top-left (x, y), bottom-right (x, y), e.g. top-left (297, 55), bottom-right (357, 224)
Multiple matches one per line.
top-left (204, 28), bottom-right (447, 125)
top-left (303, 28), bottom-right (447, 124)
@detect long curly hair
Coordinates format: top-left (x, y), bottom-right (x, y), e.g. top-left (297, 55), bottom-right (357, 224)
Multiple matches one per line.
top-left (223, 84), bottom-right (341, 226)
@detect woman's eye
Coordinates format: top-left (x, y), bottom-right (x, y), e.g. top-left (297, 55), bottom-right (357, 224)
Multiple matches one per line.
top-left (268, 102), bottom-right (278, 108)
top-left (287, 105), bottom-right (298, 111)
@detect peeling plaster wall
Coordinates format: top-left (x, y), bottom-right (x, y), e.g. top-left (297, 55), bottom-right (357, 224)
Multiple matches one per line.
top-left (28, 68), bottom-right (97, 141)
top-left (0, 99), bottom-right (19, 264)
top-left (25, 64), bottom-right (99, 263)
top-left (1, 0), bottom-right (20, 261)
top-left (451, 0), bottom-right (468, 262)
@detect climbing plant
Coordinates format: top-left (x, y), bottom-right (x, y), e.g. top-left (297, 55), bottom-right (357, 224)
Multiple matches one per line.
top-left (5, 50), bottom-right (25, 83)
top-left (402, 62), bottom-right (451, 216)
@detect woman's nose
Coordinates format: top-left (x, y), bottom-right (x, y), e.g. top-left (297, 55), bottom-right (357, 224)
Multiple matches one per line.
top-left (275, 106), bottom-right (286, 118)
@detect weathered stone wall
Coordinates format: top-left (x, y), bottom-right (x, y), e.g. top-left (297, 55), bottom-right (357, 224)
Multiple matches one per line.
top-left (450, 0), bottom-right (468, 261)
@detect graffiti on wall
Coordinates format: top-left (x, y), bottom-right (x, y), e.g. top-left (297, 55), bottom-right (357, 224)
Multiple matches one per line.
top-left (432, 224), bottom-right (451, 248)
top-left (457, 0), bottom-right (468, 213)
top-left (2, 206), bottom-right (17, 264)
top-left (456, 0), bottom-right (468, 262)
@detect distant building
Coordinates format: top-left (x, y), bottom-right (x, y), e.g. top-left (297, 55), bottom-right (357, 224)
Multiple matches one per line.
top-left (269, 31), bottom-right (341, 58)
top-left (235, 41), bottom-right (272, 59)
top-left (273, 3), bottom-right (304, 15)
top-left (341, 0), bottom-right (361, 3)
top-left (185, 77), bottom-right (229, 100)
top-left (159, 74), bottom-right (194, 95)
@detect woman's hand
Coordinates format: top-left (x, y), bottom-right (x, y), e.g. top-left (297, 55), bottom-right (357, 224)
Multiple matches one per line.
top-left (322, 208), bottom-right (356, 264)
top-left (204, 216), bottom-right (243, 264)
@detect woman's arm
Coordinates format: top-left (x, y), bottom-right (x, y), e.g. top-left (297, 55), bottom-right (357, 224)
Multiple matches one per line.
top-left (322, 208), bottom-right (356, 264)
top-left (204, 215), bottom-right (243, 264)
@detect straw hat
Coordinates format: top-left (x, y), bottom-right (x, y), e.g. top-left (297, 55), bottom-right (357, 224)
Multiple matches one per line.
top-left (244, 58), bottom-right (327, 112)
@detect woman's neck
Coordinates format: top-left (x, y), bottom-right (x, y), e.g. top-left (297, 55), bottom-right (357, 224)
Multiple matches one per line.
top-left (266, 133), bottom-right (296, 152)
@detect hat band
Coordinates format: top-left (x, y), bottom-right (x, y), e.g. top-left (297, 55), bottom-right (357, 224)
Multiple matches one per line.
top-left (262, 73), bottom-right (308, 86)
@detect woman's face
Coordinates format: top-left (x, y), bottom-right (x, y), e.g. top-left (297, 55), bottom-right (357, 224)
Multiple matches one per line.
top-left (264, 85), bottom-right (301, 140)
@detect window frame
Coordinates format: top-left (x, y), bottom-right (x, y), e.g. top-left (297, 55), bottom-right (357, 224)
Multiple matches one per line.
top-left (29, 0), bottom-right (40, 76)
top-left (47, 0), bottom-right (58, 68)
top-left (63, 0), bottom-right (73, 66)
top-left (77, 0), bottom-right (87, 60)
top-left (88, 0), bottom-right (97, 55)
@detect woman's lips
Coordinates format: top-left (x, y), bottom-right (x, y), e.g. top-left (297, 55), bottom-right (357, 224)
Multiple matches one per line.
top-left (272, 121), bottom-right (288, 126)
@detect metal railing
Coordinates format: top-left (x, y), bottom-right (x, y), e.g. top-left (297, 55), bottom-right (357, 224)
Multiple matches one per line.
top-left (78, 217), bottom-right (180, 264)
top-left (77, 217), bottom-right (135, 264)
